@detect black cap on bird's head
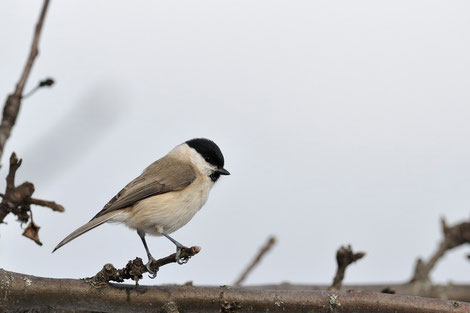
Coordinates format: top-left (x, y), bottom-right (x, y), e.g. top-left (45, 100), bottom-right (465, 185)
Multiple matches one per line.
top-left (186, 138), bottom-right (230, 180)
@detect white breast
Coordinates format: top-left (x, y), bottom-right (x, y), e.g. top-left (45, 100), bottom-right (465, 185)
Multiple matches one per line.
top-left (123, 174), bottom-right (214, 235)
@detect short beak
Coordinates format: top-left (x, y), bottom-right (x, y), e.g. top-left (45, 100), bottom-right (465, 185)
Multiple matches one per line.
top-left (217, 167), bottom-right (230, 175)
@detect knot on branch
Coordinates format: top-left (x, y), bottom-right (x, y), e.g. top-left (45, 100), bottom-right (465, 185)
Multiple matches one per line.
top-left (86, 258), bottom-right (147, 286)
top-left (381, 287), bottom-right (396, 294)
top-left (220, 301), bottom-right (242, 313)
top-left (87, 246), bottom-right (201, 285)
top-left (0, 152), bottom-right (65, 245)
top-left (2, 95), bottom-right (21, 126)
top-left (330, 245), bottom-right (366, 290)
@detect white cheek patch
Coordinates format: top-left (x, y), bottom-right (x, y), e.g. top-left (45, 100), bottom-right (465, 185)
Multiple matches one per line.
top-left (186, 145), bottom-right (217, 176)
top-left (168, 143), bottom-right (217, 176)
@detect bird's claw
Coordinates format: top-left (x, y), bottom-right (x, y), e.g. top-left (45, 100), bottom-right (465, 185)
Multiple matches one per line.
top-left (176, 246), bottom-right (190, 265)
top-left (147, 270), bottom-right (158, 279)
top-left (146, 257), bottom-right (158, 279)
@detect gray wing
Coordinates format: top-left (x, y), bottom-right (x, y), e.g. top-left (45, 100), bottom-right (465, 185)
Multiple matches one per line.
top-left (92, 156), bottom-right (196, 220)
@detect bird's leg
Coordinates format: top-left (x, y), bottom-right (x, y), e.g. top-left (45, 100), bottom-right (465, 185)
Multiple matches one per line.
top-left (137, 230), bottom-right (158, 278)
top-left (162, 233), bottom-right (190, 265)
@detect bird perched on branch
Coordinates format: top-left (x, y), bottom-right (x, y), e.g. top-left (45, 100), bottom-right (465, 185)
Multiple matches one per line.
top-left (53, 138), bottom-right (230, 277)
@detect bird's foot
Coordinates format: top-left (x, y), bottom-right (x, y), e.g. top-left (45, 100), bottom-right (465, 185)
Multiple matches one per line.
top-left (176, 246), bottom-right (191, 265)
top-left (146, 256), bottom-right (159, 279)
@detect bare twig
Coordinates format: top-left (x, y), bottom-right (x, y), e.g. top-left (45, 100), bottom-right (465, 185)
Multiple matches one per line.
top-left (29, 197), bottom-right (65, 212)
top-left (233, 236), bottom-right (276, 287)
top-left (22, 77), bottom-right (55, 99)
top-left (410, 217), bottom-right (470, 283)
top-left (0, 194), bottom-right (65, 213)
top-left (0, 153), bottom-right (65, 244)
top-left (330, 245), bottom-right (366, 290)
top-left (88, 246), bottom-right (201, 285)
top-left (0, 0), bottom-right (50, 161)
top-left (1, 269), bottom-right (469, 313)
top-left (0, 153), bottom-right (35, 225)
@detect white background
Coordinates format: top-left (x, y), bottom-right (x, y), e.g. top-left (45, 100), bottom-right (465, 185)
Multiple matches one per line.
top-left (1, 1), bottom-right (469, 286)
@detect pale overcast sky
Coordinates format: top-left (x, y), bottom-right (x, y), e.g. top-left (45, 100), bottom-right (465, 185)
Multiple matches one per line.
top-left (1, 1), bottom-right (470, 286)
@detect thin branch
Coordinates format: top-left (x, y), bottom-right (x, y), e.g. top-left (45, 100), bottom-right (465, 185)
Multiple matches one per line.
top-left (88, 246), bottom-right (201, 285)
top-left (410, 217), bottom-right (470, 283)
top-left (6, 152), bottom-right (23, 193)
top-left (0, 153), bottom-right (34, 225)
top-left (1, 269), bottom-right (468, 313)
top-left (29, 197), bottom-right (65, 212)
top-left (0, 152), bottom-right (65, 245)
top-left (329, 245), bottom-right (365, 290)
top-left (233, 236), bottom-right (276, 286)
top-left (0, 195), bottom-right (65, 213)
top-left (22, 77), bottom-right (55, 99)
top-left (0, 0), bottom-right (50, 161)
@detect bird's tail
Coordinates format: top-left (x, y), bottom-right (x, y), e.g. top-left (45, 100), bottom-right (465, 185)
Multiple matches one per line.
top-left (52, 211), bottom-right (122, 253)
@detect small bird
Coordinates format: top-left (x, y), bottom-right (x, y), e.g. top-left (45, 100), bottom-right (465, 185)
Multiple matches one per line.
top-left (53, 138), bottom-right (229, 276)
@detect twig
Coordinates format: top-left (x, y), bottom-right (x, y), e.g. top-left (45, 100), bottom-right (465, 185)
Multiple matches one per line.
top-left (22, 78), bottom-right (55, 99)
top-left (0, 153), bottom-right (34, 225)
top-left (0, 0), bottom-right (50, 161)
top-left (330, 245), bottom-right (366, 290)
top-left (0, 153), bottom-right (65, 245)
top-left (1, 269), bottom-right (469, 313)
top-left (29, 197), bottom-right (65, 212)
top-left (410, 217), bottom-right (470, 283)
top-left (87, 246), bottom-right (201, 285)
top-left (233, 236), bottom-right (276, 287)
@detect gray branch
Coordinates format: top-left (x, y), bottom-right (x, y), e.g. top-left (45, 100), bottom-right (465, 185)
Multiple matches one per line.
top-left (330, 245), bottom-right (365, 290)
top-left (233, 236), bottom-right (276, 286)
top-left (0, 0), bottom-right (50, 161)
top-left (410, 217), bottom-right (470, 283)
top-left (1, 269), bottom-right (469, 313)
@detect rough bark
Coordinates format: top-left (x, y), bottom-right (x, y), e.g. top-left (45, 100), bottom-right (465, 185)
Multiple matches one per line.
top-left (0, 269), bottom-right (468, 313)
top-left (248, 283), bottom-right (470, 302)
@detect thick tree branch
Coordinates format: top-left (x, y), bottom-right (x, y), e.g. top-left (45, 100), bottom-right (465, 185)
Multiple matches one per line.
top-left (247, 283), bottom-right (470, 302)
top-left (0, 0), bottom-right (50, 161)
top-left (330, 245), bottom-right (365, 290)
top-left (410, 217), bottom-right (470, 283)
top-left (1, 269), bottom-right (468, 313)
top-left (234, 236), bottom-right (276, 287)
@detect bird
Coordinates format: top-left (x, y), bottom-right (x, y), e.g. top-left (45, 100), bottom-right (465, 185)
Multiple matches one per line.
top-left (53, 138), bottom-right (230, 277)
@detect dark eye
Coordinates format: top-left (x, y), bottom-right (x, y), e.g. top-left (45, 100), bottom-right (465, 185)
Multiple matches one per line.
top-left (204, 157), bottom-right (211, 162)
